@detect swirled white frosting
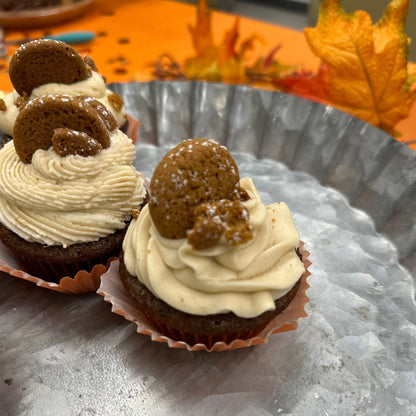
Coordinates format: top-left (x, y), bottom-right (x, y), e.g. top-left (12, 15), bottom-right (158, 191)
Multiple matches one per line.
top-left (0, 71), bottom-right (126, 136)
top-left (122, 177), bottom-right (305, 318)
top-left (0, 131), bottom-right (145, 247)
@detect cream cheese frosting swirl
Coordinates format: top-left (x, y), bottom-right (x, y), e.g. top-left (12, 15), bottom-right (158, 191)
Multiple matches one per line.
top-left (0, 71), bottom-right (126, 136)
top-left (122, 177), bottom-right (305, 318)
top-left (0, 131), bottom-right (145, 247)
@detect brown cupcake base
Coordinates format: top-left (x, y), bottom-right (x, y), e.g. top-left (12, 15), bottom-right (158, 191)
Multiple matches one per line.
top-left (0, 222), bottom-right (129, 283)
top-left (119, 250), bottom-right (304, 348)
top-left (119, 118), bottom-right (130, 135)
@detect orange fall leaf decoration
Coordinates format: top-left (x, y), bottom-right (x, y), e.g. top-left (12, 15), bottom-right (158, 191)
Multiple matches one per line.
top-left (277, 0), bottom-right (416, 136)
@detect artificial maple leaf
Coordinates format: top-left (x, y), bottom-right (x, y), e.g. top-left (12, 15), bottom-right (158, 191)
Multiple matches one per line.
top-left (247, 45), bottom-right (299, 84)
top-left (183, 0), bottom-right (256, 83)
top-left (153, 0), bottom-right (299, 84)
top-left (273, 65), bottom-right (328, 103)
top-left (180, 0), bottom-right (293, 85)
top-left (187, 0), bottom-right (213, 55)
top-left (289, 0), bottom-right (416, 136)
top-left (406, 62), bottom-right (416, 89)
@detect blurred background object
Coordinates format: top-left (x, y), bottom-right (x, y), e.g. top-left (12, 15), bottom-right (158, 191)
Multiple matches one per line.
top-left (0, 0), bottom-right (71, 11)
top-left (178, 0), bottom-right (310, 30)
top-left (0, 0), bottom-right (94, 29)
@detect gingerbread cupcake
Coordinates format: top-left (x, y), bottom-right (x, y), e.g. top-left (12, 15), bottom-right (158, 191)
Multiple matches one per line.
top-left (0, 94), bottom-right (146, 286)
top-left (118, 138), bottom-right (308, 348)
top-left (0, 39), bottom-right (138, 142)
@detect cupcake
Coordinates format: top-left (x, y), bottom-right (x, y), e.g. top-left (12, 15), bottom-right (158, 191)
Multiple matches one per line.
top-left (0, 94), bottom-right (146, 284)
top-left (119, 138), bottom-right (308, 348)
top-left (0, 39), bottom-right (139, 142)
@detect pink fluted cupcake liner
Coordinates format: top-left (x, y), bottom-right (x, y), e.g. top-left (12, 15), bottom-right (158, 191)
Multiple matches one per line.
top-left (126, 115), bottom-right (140, 144)
top-left (0, 238), bottom-right (116, 294)
top-left (97, 242), bottom-right (311, 352)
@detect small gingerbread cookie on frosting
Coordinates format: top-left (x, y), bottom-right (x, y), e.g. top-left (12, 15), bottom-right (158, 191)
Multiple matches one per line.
top-left (78, 95), bottom-right (118, 132)
top-left (13, 95), bottom-right (116, 163)
top-left (149, 138), bottom-right (252, 247)
top-left (0, 39), bottom-right (133, 141)
top-left (9, 39), bottom-right (93, 97)
top-left (52, 129), bottom-right (103, 158)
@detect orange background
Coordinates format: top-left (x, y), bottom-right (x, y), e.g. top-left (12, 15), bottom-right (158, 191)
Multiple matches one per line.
top-left (1, 0), bottom-right (414, 150)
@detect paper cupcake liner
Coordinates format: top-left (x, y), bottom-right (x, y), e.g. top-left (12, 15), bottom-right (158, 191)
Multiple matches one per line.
top-left (97, 241), bottom-right (311, 352)
top-left (126, 115), bottom-right (140, 144)
top-left (0, 238), bottom-right (117, 294)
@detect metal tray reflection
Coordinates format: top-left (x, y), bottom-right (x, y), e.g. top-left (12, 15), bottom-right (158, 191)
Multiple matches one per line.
top-left (0, 81), bottom-right (415, 415)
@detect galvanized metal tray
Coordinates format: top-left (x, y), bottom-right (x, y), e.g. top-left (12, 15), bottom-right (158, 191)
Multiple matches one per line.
top-left (1, 81), bottom-right (415, 415)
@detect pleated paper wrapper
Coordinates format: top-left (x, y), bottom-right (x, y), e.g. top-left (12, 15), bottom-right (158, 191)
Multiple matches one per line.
top-left (0, 238), bottom-right (116, 294)
top-left (98, 241), bottom-right (311, 352)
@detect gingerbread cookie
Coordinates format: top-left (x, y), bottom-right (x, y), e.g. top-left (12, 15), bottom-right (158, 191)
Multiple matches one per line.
top-left (188, 199), bottom-right (253, 250)
top-left (52, 129), bottom-right (103, 158)
top-left (149, 138), bottom-right (247, 241)
top-left (78, 95), bottom-right (118, 132)
top-left (9, 39), bottom-right (92, 97)
top-left (13, 95), bottom-right (112, 163)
